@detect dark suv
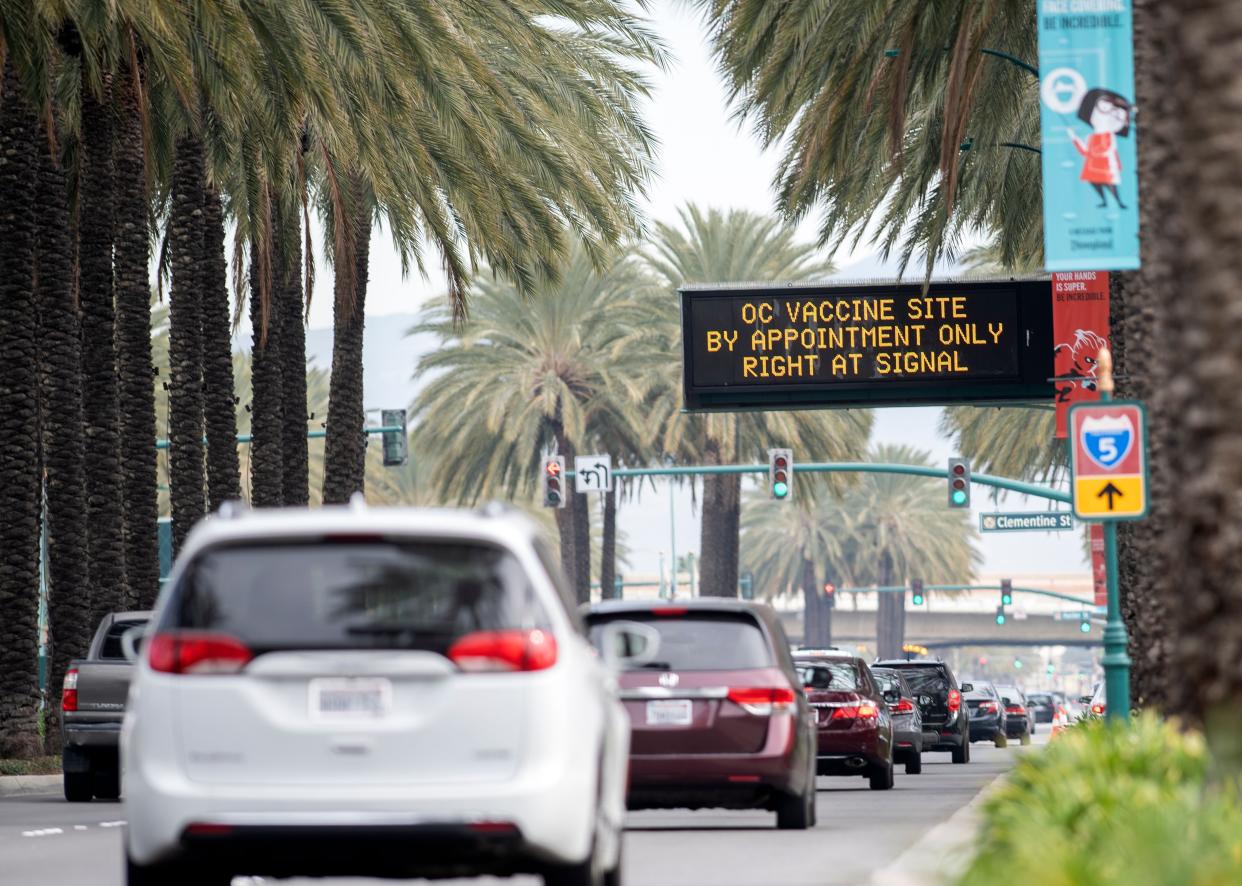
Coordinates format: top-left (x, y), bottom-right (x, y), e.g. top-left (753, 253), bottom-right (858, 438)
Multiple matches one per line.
top-left (793, 649), bottom-right (895, 790)
top-left (585, 600), bottom-right (818, 829)
top-left (873, 659), bottom-right (972, 764)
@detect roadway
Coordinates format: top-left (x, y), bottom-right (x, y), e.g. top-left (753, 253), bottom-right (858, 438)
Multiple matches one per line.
top-left (0, 735), bottom-right (1044, 886)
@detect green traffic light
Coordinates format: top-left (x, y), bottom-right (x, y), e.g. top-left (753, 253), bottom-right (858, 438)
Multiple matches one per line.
top-left (951, 489), bottom-right (967, 506)
top-left (1002, 593), bottom-right (1013, 605)
top-left (995, 613), bottom-right (1006, 625)
top-left (773, 481), bottom-right (789, 498)
top-left (912, 594), bottom-right (924, 606)
top-left (1080, 620), bottom-right (1091, 633)
top-left (1014, 659), bottom-right (1023, 669)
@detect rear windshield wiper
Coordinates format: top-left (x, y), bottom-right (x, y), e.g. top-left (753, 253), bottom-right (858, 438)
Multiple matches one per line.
top-left (635, 661), bottom-right (674, 671)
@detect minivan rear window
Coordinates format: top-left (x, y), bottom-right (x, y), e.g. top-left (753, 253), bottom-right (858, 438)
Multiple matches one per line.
top-left (587, 613), bottom-right (772, 671)
top-left (165, 540), bottom-right (547, 654)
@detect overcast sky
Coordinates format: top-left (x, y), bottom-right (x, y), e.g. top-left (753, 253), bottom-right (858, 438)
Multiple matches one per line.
top-left (297, 2), bottom-right (1087, 581)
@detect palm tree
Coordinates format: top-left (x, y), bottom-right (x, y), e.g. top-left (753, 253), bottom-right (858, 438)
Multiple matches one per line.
top-left (77, 70), bottom-right (129, 614)
top-left (0, 59), bottom-right (46, 759)
top-left (113, 55), bottom-right (161, 608)
top-left (200, 185), bottom-right (240, 511)
top-left (695, 0), bottom-right (1041, 275)
top-left (641, 206), bottom-right (872, 598)
top-left (278, 198), bottom-right (309, 506)
top-left (411, 244), bottom-right (657, 601)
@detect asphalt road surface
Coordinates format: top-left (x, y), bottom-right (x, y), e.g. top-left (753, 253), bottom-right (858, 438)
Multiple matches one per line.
top-left (0, 735), bottom-right (1045, 886)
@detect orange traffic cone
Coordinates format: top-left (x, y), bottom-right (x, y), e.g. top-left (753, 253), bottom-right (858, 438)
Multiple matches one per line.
top-left (1051, 705), bottom-right (1069, 737)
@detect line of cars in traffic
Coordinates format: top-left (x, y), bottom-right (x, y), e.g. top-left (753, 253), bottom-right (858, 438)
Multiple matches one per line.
top-left (58, 502), bottom-right (1055, 884)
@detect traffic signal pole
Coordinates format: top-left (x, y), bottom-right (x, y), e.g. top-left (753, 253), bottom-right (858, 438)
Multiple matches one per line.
top-left (1096, 349), bottom-right (1131, 724)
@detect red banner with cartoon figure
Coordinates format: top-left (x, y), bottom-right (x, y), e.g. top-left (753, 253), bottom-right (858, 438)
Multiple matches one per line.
top-left (1091, 524), bottom-right (1107, 608)
top-left (1053, 271), bottom-right (1110, 438)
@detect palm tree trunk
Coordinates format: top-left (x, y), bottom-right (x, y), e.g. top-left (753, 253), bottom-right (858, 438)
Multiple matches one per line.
top-left (200, 185), bottom-right (240, 510)
top-left (278, 202), bottom-right (309, 506)
top-left (1149, 0), bottom-right (1242, 770)
top-left (35, 125), bottom-right (93, 753)
top-left (549, 420), bottom-right (586, 599)
top-left (113, 60), bottom-right (161, 607)
top-left (248, 233), bottom-right (284, 508)
top-left (600, 486), bottom-right (618, 598)
top-left (699, 441), bottom-right (739, 596)
top-left (572, 482), bottom-right (591, 604)
top-left (78, 74), bottom-right (129, 618)
top-left (322, 189), bottom-right (370, 503)
top-left (819, 579), bottom-right (834, 647)
top-left (0, 61), bottom-right (46, 758)
top-left (168, 134), bottom-right (207, 553)
top-left (801, 558), bottom-right (819, 645)
top-left (875, 553), bottom-right (904, 659)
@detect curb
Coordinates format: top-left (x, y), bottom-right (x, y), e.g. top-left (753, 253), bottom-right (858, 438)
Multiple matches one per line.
top-left (0, 774), bottom-right (62, 797)
top-left (868, 771), bottom-right (1008, 886)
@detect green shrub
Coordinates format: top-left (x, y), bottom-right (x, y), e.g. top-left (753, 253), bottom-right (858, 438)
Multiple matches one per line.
top-left (0, 756), bottom-right (61, 776)
top-left (958, 713), bottom-right (1242, 886)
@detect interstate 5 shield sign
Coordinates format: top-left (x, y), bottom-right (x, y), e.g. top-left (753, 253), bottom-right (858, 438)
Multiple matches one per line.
top-left (1069, 401), bottom-right (1148, 520)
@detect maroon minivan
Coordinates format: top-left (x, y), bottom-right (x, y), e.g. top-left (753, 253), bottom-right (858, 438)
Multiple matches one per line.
top-left (585, 600), bottom-right (817, 830)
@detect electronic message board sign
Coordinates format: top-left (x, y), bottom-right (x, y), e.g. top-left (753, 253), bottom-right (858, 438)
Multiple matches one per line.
top-left (681, 279), bottom-right (1054, 410)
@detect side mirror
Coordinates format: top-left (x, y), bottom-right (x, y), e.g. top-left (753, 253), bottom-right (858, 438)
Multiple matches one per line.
top-left (120, 625), bottom-right (149, 663)
top-left (883, 690), bottom-right (900, 704)
top-left (960, 682), bottom-right (973, 693)
top-left (598, 621), bottom-right (661, 670)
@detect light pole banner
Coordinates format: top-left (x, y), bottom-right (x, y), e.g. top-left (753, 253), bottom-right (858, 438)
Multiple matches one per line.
top-left (1038, 1), bottom-right (1140, 272)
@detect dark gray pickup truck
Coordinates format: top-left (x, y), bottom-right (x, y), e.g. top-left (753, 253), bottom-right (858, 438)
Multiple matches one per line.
top-left (61, 610), bottom-right (151, 802)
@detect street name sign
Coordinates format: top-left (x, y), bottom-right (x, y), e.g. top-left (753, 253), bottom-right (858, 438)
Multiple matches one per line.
top-left (1069, 400), bottom-right (1147, 520)
top-left (980, 512), bottom-right (1075, 532)
top-left (574, 454), bottom-right (613, 493)
top-left (680, 280), bottom-right (1053, 410)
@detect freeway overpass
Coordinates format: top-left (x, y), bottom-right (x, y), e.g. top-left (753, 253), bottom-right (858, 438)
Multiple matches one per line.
top-left (778, 608), bottom-right (1100, 649)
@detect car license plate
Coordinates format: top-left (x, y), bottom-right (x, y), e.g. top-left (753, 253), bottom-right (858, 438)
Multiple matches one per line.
top-left (309, 678), bottom-right (392, 721)
top-left (646, 699), bottom-right (692, 726)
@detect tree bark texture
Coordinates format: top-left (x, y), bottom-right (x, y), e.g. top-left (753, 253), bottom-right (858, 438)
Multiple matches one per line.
top-left (0, 63), bottom-right (47, 758)
top-left (113, 62), bottom-right (161, 606)
top-left (35, 130), bottom-right (93, 752)
top-left (1148, 0), bottom-right (1242, 764)
top-left (801, 558), bottom-right (819, 645)
top-left (600, 486), bottom-right (618, 598)
top-left (200, 186), bottom-right (240, 511)
top-left (322, 194), bottom-right (370, 503)
top-left (168, 135), bottom-right (208, 554)
top-left (1111, 0), bottom-right (1182, 712)
top-left (875, 555), bottom-right (905, 659)
top-left (278, 202), bottom-right (309, 506)
top-left (572, 485), bottom-right (591, 604)
top-left (78, 75), bottom-right (129, 617)
top-left (699, 442), bottom-right (741, 596)
top-left (248, 234), bottom-right (284, 508)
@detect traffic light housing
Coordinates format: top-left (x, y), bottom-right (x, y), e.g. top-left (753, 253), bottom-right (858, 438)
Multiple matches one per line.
top-left (995, 605), bottom-right (1007, 626)
top-left (768, 448), bottom-right (793, 500)
top-left (1013, 657), bottom-right (1023, 669)
top-left (380, 408), bottom-right (409, 466)
top-left (948, 457), bottom-right (971, 508)
top-left (542, 456), bottom-right (566, 508)
top-left (823, 582), bottom-right (836, 608)
top-left (1001, 578), bottom-right (1013, 606)
top-left (911, 578), bottom-right (925, 606)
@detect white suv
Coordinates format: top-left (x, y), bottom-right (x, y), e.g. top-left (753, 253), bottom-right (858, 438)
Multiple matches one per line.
top-left (122, 503), bottom-right (630, 886)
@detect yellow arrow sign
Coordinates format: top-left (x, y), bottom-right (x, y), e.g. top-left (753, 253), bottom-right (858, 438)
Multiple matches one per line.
top-left (1073, 475), bottom-right (1145, 518)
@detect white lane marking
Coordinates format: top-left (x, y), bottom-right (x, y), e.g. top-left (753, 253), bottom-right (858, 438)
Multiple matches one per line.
top-left (20, 828), bottom-right (65, 837)
top-left (99, 820), bottom-right (126, 828)
top-left (74, 825), bottom-right (87, 831)
top-left (19, 821), bottom-right (126, 837)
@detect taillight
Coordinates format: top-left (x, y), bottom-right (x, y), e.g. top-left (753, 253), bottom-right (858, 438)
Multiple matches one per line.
top-left (447, 629), bottom-right (557, 673)
top-left (1005, 704), bottom-right (1027, 715)
top-left (893, 698), bottom-right (915, 713)
top-left (727, 686), bottom-right (796, 716)
top-left (977, 700), bottom-right (998, 714)
top-left (948, 688), bottom-right (961, 712)
top-left (147, 632), bottom-right (253, 675)
top-left (61, 668), bottom-right (78, 712)
top-left (831, 703), bottom-right (879, 721)
top-left (1091, 703), bottom-right (1106, 715)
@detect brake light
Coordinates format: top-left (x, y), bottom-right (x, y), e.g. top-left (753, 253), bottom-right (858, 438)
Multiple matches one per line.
top-left (948, 689), bottom-right (961, 713)
top-left (727, 686), bottom-right (796, 716)
top-left (1091, 703), bottom-right (1106, 716)
top-left (831, 703), bottom-right (880, 720)
top-left (976, 700), bottom-right (998, 714)
top-left (61, 668), bottom-right (78, 712)
top-left (1005, 704), bottom-right (1027, 715)
top-left (147, 632), bottom-right (253, 675)
top-left (447, 629), bottom-right (557, 673)
top-left (650, 607), bottom-right (688, 616)
top-left (893, 698), bottom-right (914, 713)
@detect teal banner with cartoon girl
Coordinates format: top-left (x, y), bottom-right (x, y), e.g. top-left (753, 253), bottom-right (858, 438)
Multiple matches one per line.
top-left (1038, 1), bottom-right (1140, 271)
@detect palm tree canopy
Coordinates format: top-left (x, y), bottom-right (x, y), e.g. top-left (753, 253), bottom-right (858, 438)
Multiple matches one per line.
top-left (411, 243), bottom-right (659, 505)
top-left (742, 444), bottom-right (980, 597)
top-left (694, 1), bottom-right (1041, 275)
top-left (938, 405), bottom-right (1066, 485)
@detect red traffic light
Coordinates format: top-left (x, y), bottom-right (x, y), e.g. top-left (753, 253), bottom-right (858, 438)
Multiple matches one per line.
top-left (823, 583), bottom-right (835, 596)
top-left (545, 460), bottom-right (561, 477)
top-left (951, 463), bottom-right (966, 476)
top-left (774, 456), bottom-right (788, 470)
top-left (951, 478), bottom-right (967, 490)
